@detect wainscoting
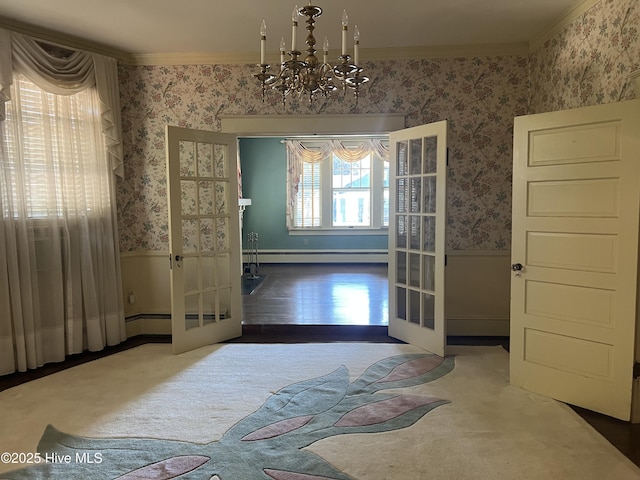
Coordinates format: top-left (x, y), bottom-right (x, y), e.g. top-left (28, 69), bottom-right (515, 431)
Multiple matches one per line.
top-left (120, 251), bottom-right (172, 337)
top-left (120, 250), bottom-right (511, 337)
top-left (445, 250), bottom-right (511, 336)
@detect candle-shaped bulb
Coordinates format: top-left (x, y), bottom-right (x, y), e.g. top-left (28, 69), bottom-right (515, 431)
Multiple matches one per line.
top-left (291, 5), bottom-right (299, 51)
top-left (341, 10), bottom-right (348, 56)
top-left (260, 20), bottom-right (267, 65)
top-left (323, 36), bottom-right (329, 63)
top-left (353, 25), bottom-right (360, 65)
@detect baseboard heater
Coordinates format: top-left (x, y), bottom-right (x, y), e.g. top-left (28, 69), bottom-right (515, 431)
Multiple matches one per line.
top-left (242, 249), bottom-right (388, 264)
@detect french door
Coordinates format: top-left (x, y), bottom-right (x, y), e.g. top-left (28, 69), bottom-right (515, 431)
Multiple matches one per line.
top-left (388, 121), bottom-right (448, 357)
top-left (166, 126), bottom-right (242, 354)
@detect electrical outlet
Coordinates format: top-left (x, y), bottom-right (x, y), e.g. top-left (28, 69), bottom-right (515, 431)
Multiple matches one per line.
top-left (128, 292), bottom-right (135, 305)
top-left (303, 238), bottom-right (309, 245)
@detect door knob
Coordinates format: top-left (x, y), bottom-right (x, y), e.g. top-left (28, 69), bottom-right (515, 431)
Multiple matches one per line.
top-left (511, 263), bottom-right (523, 271)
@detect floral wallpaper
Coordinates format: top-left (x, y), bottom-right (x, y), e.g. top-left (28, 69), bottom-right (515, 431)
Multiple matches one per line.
top-left (117, 56), bottom-right (527, 252)
top-left (530, 0), bottom-right (639, 113)
top-left (116, 0), bottom-right (638, 253)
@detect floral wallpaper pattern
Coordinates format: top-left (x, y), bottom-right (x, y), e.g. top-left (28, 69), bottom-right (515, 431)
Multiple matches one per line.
top-left (116, 0), bottom-right (638, 253)
top-left (530, 0), bottom-right (639, 113)
top-left (117, 56), bottom-right (527, 252)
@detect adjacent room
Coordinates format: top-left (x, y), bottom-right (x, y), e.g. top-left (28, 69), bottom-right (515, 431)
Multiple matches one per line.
top-left (1, 0), bottom-right (640, 478)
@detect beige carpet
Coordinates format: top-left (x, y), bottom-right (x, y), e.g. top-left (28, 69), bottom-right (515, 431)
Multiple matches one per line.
top-left (0, 343), bottom-right (638, 479)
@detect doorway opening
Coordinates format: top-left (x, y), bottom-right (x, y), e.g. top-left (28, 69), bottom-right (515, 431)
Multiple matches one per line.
top-left (237, 132), bottom-right (391, 330)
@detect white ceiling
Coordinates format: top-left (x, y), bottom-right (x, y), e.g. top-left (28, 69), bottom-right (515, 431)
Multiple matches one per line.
top-left (0, 0), bottom-right (588, 62)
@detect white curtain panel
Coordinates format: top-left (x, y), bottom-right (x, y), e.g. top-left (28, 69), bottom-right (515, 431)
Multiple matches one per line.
top-left (0, 29), bottom-right (126, 375)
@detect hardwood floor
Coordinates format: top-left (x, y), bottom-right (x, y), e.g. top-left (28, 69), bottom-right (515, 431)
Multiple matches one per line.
top-left (241, 263), bottom-right (389, 326)
top-left (0, 262), bottom-right (638, 468)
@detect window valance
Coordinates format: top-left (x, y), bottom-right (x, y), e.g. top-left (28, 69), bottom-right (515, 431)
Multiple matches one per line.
top-left (0, 28), bottom-right (124, 177)
top-left (285, 138), bottom-right (389, 164)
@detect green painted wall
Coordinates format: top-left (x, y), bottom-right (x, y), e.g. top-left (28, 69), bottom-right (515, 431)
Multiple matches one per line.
top-left (239, 137), bottom-right (388, 251)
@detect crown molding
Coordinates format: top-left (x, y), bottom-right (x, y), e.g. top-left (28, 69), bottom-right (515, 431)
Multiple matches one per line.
top-left (529, 0), bottom-right (602, 52)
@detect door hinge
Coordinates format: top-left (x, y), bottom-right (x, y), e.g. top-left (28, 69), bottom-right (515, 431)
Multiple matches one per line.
top-left (444, 254), bottom-right (448, 267)
top-left (634, 363), bottom-right (640, 379)
top-left (169, 253), bottom-right (173, 270)
top-left (446, 147), bottom-right (450, 166)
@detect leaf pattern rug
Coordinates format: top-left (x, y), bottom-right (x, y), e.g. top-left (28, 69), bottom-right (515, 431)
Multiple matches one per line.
top-left (2, 353), bottom-right (453, 479)
top-left (1, 343), bottom-right (640, 480)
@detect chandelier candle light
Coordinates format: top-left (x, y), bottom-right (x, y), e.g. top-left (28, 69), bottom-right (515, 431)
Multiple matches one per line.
top-left (255, 2), bottom-right (369, 105)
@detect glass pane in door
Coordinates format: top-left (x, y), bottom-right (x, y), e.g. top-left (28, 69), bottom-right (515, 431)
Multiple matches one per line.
top-left (198, 142), bottom-right (213, 177)
top-left (409, 253), bottom-right (420, 288)
top-left (397, 141), bottom-right (408, 176)
top-left (180, 141), bottom-right (196, 177)
top-left (396, 286), bottom-right (406, 320)
top-left (423, 176), bottom-right (436, 213)
top-left (423, 255), bottom-right (435, 292)
top-left (422, 293), bottom-right (435, 329)
top-left (203, 289), bottom-right (216, 326)
top-left (185, 294), bottom-right (200, 330)
top-left (424, 136), bottom-right (437, 174)
top-left (408, 289), bottom-right (420, 324)
top-left (409, 139), bottom-right (422, 175)
top-left (396, 251), bottom-right (407, 284)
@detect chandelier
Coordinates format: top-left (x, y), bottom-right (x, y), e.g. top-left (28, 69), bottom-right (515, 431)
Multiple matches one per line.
top-left (254, 3), bottom-right (369, 105)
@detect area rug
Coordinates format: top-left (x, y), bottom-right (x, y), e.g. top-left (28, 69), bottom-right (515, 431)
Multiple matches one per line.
top-left (0, 343), bottom-right (638, 479)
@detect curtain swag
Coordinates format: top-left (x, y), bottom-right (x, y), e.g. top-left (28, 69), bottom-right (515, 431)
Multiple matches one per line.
top-left (0, 28), bottom-right (124, 177)
top-left (285, 139), bottom-right (389, 164)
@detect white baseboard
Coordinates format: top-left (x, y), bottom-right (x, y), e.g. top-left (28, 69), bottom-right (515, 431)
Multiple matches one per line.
top-left (243, 249), bottom-right (388, 264)
top-left (125, 315), bottom-right (171, 337)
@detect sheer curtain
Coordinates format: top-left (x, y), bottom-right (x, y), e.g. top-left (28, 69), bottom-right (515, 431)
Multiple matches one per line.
top-left (0, 29), bottom-right (126, 375)
top-left (285, 139), bottom-right (389, 228)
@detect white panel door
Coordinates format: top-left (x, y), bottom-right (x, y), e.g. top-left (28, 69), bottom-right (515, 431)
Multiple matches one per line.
top-left (166, 126), bottom-right (242, 354)
top-left (511, 99), bottom-right (640, 420)
top-left (388, 121), bottom-right (447, 357)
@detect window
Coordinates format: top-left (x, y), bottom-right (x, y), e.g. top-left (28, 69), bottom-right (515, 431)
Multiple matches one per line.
top-left (287, 138), bottom-right (389, 231)
top-left (2, 73), bottom-right (109, 220)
